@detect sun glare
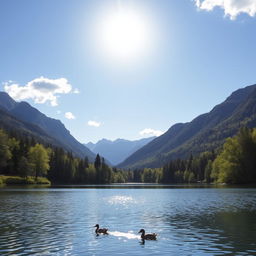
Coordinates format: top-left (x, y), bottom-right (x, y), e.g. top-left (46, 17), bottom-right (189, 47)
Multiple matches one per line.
top-left (94, 6), bottom-right (153, 63)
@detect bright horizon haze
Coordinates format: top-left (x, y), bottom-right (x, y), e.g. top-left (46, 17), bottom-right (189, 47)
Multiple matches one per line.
top-left (1, 0), bottom-right (256, 143)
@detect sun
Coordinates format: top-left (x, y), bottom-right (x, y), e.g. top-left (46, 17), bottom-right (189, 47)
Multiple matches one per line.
top-left (95, 6), bottom-right (152, 63)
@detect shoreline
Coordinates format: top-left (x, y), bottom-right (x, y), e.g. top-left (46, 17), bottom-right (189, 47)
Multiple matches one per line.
top-left (0, 175), bottom-right (51, 185)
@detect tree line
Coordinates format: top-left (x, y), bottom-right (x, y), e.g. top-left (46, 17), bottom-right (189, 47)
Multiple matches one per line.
top-left (0, 129), bottom-right (129, 184)
top-left (136, 127), bottom-right (256, 184)
top-left (0, 129), bottom-right (50, 179)
top-left (1, 127), bottom-right (256, 184)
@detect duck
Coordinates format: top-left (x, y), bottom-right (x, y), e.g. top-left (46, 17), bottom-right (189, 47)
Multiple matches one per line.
top-left (138, 229), bottom-right (157, 240)
top-left (94, 224), bottom-right (108, 234)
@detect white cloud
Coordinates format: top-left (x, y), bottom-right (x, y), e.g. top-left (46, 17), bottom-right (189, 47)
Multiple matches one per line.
top-left (65, 112), bottom-right (76, 120)
top-left (4, 76), bottom-right (72, 106)
top-left (139, 128), bottom-right (164, 137)
top-left (73, 88), bottom-right (80, 94)
top-left (88, 120), bottom-right (101, 127)
top-left (195, 0), bottom-right (256, 19)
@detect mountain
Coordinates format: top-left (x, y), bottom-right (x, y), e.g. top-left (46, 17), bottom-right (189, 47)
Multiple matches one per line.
top-left (118, 84), bottom-right (256, 169)
top-left (0, 92), bottom-right (95, 161)
top-left (85, 137), bottom-right (155, 165)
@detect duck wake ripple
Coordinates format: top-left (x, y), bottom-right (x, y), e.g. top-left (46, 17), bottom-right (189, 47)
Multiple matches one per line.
top-left (108, 231), bottom-right (140, 240)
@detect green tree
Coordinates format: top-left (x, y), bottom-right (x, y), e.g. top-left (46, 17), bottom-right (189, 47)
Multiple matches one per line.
top-left (87, 164), bottom-right (96, 183)
top-left (28, 144), bottom-right (50, 180)
top-left (112, 171), bottom-right (126, 183)
top-left (142, 168), bottom-right (153, 183)
top-left (94, 154), bottom-right (101, 169)
top-left (212, 127), bottom-right (256, 184)
top-left (183, 170), bottom-right (190, 183)
top-left (17, 156), bottom-right (32, 178)
top-left (0, 129), bottom-right (12, 172)
top-left (100, 158), bottom-right (112, 183)
top-left (94, 154), bottom-right (102, 183)
top-left (204, 160), bottom-right (213, 183)
top-left (174, 170), bottom-right (183, 183)
top-left (8, 137), bottom-right (20, 174)
top-left (188, 172), bottom-right (196, 183)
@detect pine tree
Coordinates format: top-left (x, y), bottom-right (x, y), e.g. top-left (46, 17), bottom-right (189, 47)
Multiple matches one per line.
top-left (94, 154), bottom-right (101, 169)
top-left (0, 129), bottom-right (12, 172)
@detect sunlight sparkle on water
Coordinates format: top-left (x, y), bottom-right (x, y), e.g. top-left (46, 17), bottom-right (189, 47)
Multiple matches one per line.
top-left (106, 195), bottom-right (136, 205)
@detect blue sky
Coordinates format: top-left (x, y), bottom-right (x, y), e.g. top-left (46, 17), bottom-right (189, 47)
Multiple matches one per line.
top-left (1, 0), bottom-right (256, 143)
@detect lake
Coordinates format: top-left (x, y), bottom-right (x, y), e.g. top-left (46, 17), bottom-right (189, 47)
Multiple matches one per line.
top-left (0, 184), bottom-right (256, 255)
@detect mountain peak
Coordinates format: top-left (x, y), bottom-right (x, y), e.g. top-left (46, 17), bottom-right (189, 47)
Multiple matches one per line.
top-left (0, 91), bottom-right (18, 111)
top-left (85, 136), bottom-right (156, 165)
top-left (227, 84), bottom-right (256, 102)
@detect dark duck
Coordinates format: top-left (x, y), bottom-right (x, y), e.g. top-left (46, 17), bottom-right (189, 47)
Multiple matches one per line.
top-left (94, 224), bottom-right (108, 234)
top-left (138, 229), bottom-right (157, 240)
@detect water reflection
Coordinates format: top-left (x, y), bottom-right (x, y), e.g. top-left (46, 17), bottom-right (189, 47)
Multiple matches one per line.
top-left (162, 212), bottom-right (254, 255)
top-left (0, 187), bottom-right (255, 255)
top-left (106, 195), bottom-right (136, 205)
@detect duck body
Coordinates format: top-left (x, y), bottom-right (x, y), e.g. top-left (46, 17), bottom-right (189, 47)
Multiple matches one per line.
top-left (94, 224), bottom-right (108, 234)
top-left (138, 229), bottom-right (157, 240)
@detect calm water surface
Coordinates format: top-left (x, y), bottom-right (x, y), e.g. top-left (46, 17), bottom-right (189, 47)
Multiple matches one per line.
top-left (0, 185), bottom-right (256, 255)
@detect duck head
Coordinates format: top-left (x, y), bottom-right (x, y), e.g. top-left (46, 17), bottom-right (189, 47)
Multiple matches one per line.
top-left (94, 224), bottom-right (99, 228)
top-left (138, 229), bottom-right (145, 234)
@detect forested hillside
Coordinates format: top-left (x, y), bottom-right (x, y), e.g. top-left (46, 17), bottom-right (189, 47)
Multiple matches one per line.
top-left (0, 92), bottom-right (95, 161)
top-left (137, 127), bottom-right (256, 184)
top-left (0, 128), bottom-right (128, 184)
top-left (119, 84), bottom-right (256, 169)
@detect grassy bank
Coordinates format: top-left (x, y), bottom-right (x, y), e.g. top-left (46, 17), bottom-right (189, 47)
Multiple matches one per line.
top-left (0, 176), bottom-right (51, 185)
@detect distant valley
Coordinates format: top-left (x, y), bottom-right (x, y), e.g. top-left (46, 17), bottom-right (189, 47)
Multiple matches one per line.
top-left (1, 83), bottom-right (256, 171)
top-left (85, 137), bottom-right (155, 165)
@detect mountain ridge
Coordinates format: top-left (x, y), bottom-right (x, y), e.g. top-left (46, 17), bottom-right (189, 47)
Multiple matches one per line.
top-left (0, 92), bottom-right (96, 161)
top-left (85, 137), bottom-right (156, 165)
top-left (118, 84), bottom-right (256, 169)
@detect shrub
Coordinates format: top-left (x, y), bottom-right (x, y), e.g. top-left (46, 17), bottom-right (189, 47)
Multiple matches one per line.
top-left (36, 177), bottom-right (51, 185)
top-left (5, 176), bottom-right (25, 184)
